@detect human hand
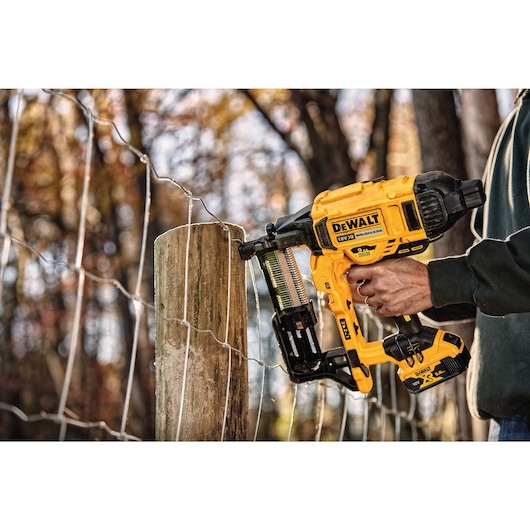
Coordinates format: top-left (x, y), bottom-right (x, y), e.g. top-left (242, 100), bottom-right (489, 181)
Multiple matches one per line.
top-left (347, 258), bottom-right (434, 317)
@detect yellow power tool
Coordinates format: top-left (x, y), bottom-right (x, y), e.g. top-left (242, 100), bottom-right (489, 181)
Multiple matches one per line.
top-left (239, 171), bottom-right (485, 394)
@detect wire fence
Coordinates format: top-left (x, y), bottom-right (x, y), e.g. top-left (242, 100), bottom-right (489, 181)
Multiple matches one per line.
top-left (0, 89), bottom-right (469, 441)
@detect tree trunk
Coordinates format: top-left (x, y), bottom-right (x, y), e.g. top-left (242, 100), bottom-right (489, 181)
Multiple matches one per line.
top-left (288, 89), bottom-right (357, 194)
top-left (369, 89), bottom-right (394, 179)
top-left (458, 89), bottom-right (501, 441)
top-left (412, 89), bottom-right (476, 440)
top-left (459, 89), bottom-right (501, 182)
top-left (412, 89), bottom-right (474, 256)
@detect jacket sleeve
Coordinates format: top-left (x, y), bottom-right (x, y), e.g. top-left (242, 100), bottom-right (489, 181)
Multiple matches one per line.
top-left (427, 226), bottom-right (530, 316)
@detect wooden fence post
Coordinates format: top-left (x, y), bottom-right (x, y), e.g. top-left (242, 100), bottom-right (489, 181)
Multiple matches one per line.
top-left (154, 222), bottom-right (249, 441)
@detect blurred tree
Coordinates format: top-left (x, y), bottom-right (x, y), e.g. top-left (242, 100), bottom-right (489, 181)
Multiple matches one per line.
top-left (411, 89), bottom-right (502, 441)
top-left (459, 88), bottom-right (503, 441)
top-left (412, 90), bottom-right (473, 255)
top-left (367, 88), bottom-right (394, 179)
top-left (459, 89), bottom-right (502, 181)
top-left (242, 89), bottom-right (357, 194)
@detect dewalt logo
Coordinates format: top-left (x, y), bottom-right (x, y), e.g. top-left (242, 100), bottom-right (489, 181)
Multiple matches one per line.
top-left (332, 212), bottom-right (380, 233)
top-left (414, 366), bottom-right (431, 377)
top-left (416, 369), bottom-right (445, 389)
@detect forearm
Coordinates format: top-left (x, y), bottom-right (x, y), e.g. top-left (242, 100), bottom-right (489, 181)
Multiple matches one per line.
top-left (428, 227), bottom-right (530, 316)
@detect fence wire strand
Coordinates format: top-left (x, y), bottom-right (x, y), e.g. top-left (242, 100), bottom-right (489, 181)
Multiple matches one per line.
top-left (57, 107), bottom-right (94, 441)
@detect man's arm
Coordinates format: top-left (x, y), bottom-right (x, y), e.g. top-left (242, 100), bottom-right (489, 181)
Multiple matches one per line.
top-left (429, 226), bottom-right (530, 316)
top-left (348, 226), bottom-right (530, 318)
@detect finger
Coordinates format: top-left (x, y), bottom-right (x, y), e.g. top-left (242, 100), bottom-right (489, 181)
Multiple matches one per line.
top-left (364, 294), bottom-right (380, 307)
top-left (358, 281), bottom-right (377, 299)
top-left (375, 305), bottom-right (390, 317)
top-left (347, 265), bottom-right (372, 284)
top-left (365, 295), bottom-right (381, 311)
top-left (356, 280), bottom-right (366, 297)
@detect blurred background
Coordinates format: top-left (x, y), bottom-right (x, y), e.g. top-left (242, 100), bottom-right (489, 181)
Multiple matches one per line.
top-left (0, 88), bottom-right (515, 440)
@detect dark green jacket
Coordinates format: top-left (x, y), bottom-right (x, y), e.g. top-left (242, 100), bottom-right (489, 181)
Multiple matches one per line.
top-left (427, 89), bottom-right (530, 419)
